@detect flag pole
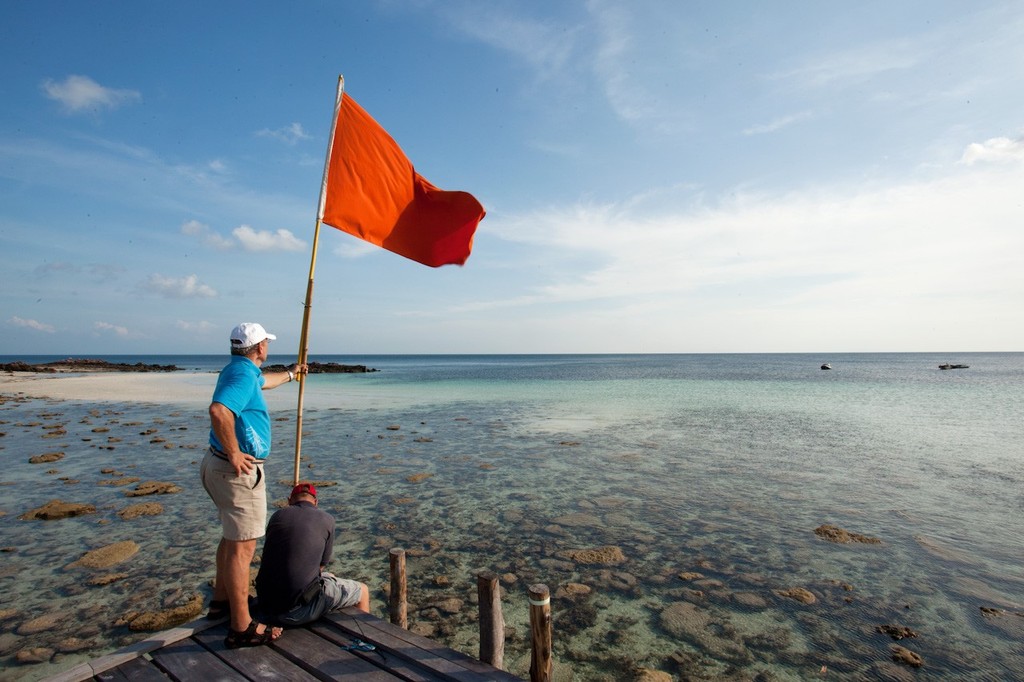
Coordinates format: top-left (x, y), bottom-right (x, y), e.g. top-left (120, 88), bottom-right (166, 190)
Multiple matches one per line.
top-left (293, 75), bottom-right (346, 485)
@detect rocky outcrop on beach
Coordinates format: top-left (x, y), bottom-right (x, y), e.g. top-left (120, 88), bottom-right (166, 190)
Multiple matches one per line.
top-left (263, 361), bottom-right (378, 374)
top-left (0, 358), bottom-right (180, 373)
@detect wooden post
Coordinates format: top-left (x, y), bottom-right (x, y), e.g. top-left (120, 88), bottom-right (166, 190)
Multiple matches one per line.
top-left (477, 571), bottom-right (504, 667)
top-left (389, 548), bottom-right (408, 628)
top-left (528, 583), bottom-right (552, 682)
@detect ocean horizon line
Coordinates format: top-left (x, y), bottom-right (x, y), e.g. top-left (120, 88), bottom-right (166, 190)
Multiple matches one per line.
top-left (2, 350), bottom-right (1018, 360)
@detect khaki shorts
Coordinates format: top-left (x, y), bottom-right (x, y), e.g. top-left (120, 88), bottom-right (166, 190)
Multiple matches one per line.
top-left (200, 449), bottom-right (267, 541)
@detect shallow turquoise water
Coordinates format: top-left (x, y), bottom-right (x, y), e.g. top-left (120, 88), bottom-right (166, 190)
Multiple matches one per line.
top-left (1, 353), bottom-right (1022, 680)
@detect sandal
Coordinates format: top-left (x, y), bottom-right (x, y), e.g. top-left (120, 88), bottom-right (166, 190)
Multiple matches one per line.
top-left (224, 620), bottom-right (275, 649)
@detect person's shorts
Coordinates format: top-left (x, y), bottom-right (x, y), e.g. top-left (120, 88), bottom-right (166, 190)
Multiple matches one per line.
top-left (200, 449), bottom-right (267, 541)
top-left (273, 573), bottom-right (363, 626)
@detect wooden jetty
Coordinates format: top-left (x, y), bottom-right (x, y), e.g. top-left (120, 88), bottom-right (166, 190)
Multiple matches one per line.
top-left (45, 607), bottom-right (524, 682)
top-left (43, 551), bottom-right (555, 682)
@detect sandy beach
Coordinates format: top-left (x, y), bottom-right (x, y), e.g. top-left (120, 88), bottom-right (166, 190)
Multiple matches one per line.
top-left (0, 371), bottom-right (216, 404)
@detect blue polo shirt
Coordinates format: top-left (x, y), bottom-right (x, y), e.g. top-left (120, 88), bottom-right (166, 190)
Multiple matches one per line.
top-left (209, 355), bottom-right (272, 460)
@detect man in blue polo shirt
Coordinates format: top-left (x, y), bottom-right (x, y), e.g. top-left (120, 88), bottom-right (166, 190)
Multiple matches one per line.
top-left (200, 322), bottom-right (306, 648)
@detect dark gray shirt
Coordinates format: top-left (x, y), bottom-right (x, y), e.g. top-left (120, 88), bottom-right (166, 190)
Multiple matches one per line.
top-left (255, 501), bottom-right (334, 615)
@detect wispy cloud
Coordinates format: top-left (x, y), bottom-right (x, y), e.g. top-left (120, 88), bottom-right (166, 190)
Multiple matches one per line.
top-left (743, 111), bottom-right (813, 136)
top-left (41, 75), bottom-right (141, 113)
top-left (233, 225), bottom-right (306, 252)
top-left (142, 273), bottom-right (217, 298)
top-left (256, 122), bottom-right (311, 145)
top-left (770, 39), bottom-right (925, 90)
top-left (176, 319), bottom-right (217, 333)
top-left (94, 321), bottom-right (132, 337)
top-left (8, 316), bottom-right (55, 333)
top-left (436, 4), bottom-right (578, 81)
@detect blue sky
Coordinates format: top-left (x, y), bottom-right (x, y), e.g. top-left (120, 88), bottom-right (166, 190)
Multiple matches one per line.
top-left (2, 1), bottom-right (1022, 355)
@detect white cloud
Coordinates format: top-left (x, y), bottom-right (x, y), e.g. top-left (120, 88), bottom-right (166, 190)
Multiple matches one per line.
top-left (8, 316), bottom-right (56, 333)
top-left (94, 321), bottom-right (131, 337)
top-left (41, 75), bottom-right (141, 113)
top-left (181, 220), bottom-right (235, 250)
top-left (256, 123), bottom-right (311, 145)
top-left (487, 162), bottom-right (1024, 320)
top-left (332, 239), bottom-right (379, 259)
top-left (960, 136), bottom-right (1024, 165)
top-left (143, 273), bottom-right (217, 298)
top-left (233, 225), bottom-right (306, 252)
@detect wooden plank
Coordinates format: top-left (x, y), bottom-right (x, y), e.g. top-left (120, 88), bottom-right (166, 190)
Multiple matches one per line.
top-left (95, 656), bottom-right (171, 682)
top-left (193, 626), bottom-right (320, 682)
top-left (44, 617), bottom-right (224, 682)
top-left (150, 637), bottom-right (248, 681)
top-left (323, 611), bottom-right (522, 682)
top-left (329, 609), bottom-right (521, 678)
top-left (307, 621), bottom-right (447, 682)
top-left (270, 627), bottom-right (405, 681)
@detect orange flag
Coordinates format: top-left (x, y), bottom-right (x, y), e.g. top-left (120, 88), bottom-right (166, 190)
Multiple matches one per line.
top-left (320, 92), bottom-right (485, 267)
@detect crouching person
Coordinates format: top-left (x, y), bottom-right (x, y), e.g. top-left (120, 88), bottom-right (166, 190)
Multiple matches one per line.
top-left (255, 483), bottom-right (370, 626)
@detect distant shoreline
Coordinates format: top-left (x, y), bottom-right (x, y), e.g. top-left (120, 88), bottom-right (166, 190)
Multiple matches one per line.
top-left (0, 358), bottom-right (180, 373)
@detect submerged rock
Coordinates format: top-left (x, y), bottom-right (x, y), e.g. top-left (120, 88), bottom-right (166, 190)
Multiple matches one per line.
top-left (776, 587), bottom-right (817, 604)
top-left (891, 645), bottom-right (923, 668)
top-left (28, 452), bottom-right (64, 464)
top-left (564, 546), bottom-right (626, 565)
top-left (118, 502), bottom-right (164, 520)
top-left (125, 481), bottom-right (182, 497)
top-left (67, 540), bottom-right (139, 569)
top-left (19, 500), bottom-right (96, 520)
top-left (659, 601), bottom-right (749, 664)
top-left (15, 647), bottom-right (53, 664)
top-left (814, 524), bottom-right (881, 544)
top-left (126, 593), bottom-right (203, 631)
top-left (16, 612), bottom-right (63, 636)
top-left (876, 624), bottom-right (918, 640)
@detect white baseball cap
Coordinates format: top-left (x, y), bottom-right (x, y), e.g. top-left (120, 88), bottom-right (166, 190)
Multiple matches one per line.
top-left (230, 322), bottom-right (277, 348)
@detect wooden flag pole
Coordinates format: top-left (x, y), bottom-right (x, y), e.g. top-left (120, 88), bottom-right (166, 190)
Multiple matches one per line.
top-left (293, 75), bottom-right (346, 485)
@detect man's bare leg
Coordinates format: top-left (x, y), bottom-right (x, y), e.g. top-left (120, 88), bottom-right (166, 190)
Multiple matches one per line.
top-left (213, 538), bottom-right (230, 603)
top-left (356, 581), bottom-right (370, 613)
top-left (220, 538), bottom-right (281, 638)
top-left (223, 538), bottom-right (256, 631)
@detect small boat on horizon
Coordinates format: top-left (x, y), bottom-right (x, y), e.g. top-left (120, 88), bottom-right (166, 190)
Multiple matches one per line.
top-left (820, 363), bottom-right (831, 370)
top-left (939, 363), bottom-right (969, 370)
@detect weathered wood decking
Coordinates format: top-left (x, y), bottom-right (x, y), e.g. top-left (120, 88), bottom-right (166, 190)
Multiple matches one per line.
top-left (44, 608), bottom-right (524, 682)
